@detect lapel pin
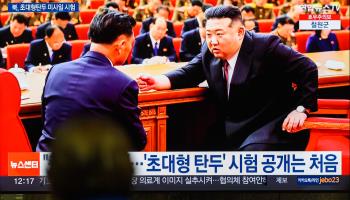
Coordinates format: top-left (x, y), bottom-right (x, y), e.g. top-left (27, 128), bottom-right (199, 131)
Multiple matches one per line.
top-left (147, 44), bottom-right (150, 47)
top-left (163, 48), bottom-right (167, 52)
top-left (44, 53), bottom-right (47, 56)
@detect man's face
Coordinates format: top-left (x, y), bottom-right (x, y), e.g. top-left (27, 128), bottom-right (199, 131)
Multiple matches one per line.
top-left (241, 10), bottom-right (255, 20)
top-left (188, 5), bottom-right (202, 18)
top-left (54, 18), bottom-right (69, 29)
top-left (46, 29), bottom-right (65, 51)
top-left (157, 9), bottom-right (169, 20)
top-left (10, 20), bottom-right (26, 38)
top-left (150, 19), bottom-right (167, 41)
top-left (206, 18), bottom-right (244, 60)
top-left (282, 24), bottom-right (294, 35)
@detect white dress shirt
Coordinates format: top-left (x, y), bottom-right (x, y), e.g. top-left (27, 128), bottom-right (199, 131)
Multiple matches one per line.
top-left (224, 49), bottom-right (240, 97)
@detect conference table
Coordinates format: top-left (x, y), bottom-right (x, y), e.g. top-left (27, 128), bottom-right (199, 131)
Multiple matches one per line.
top-left (19, 50), bottom-right (350, 151)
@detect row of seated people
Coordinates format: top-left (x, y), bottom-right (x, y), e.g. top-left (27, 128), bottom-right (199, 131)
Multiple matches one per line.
top-left (1, 17), bottom-right (349, 73)
top-left (0, 0), bottom-right (349, 27)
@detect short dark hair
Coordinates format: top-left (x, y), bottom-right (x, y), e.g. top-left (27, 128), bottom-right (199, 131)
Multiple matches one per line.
top-left (54, 12), bottom-right (71, 21)
top-left (278, 15), bottom-right (295, 26)
top-left (241, 5), bottom-right (255, 14)
top-left (89, 9), bottom-right (136, 44)
top-left (11, 14), bottom-right (28, 25)
top-left (157, 5), bottom-right (170, 14)
top-left (191, 0), bottom-right (203, 7)
top-left (150, 17), bottom-right (166, 25)
top-left (105, 2), bottom-right (119, 10)
top-left (45, 25), bottom-right (64, 38)
top-left (205, 5), bottom-right (242, 23)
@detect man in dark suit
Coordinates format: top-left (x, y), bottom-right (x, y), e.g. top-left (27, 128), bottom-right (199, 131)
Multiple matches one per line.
top-left (140, 5), bottom-right (176, 38)
top-left (181, 17), bottom-right (199, 36)
top-left (25, 25), bottom-right (72, 72)
top-left (132, 17), bottom-right (176, 64)
top-left (36, 12), bottom-right (78, 41)
top-left (241, 5), bottom-right (260, 32)
top-left (36, 9), bottom-right (147, 152)
top-left (180, 16), bottom-right (206, 62)
top-left (137, 6), bottom-right (318, 151)
top-left (0, 14), bottom-right (33, 48)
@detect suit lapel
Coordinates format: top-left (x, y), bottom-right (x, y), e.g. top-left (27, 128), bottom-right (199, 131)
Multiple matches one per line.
top-left (146, 33), bottom-right (154, 57)
top-left (228, 31), bottom-right (254, 102)
top-left (194, 29), bottom-right (202, 48)
top-left (40, 40), bottom-right (51, 64)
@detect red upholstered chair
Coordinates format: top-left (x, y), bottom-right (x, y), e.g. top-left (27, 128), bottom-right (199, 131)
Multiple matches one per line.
top-left (173, 22), bottom-right (183, 37)
top-left (300, 99), bottom-right (350, 175)
top-left (335, 30), bottom-right (350, 50)
top-left (303, 117), bottom-right (350, 175)
top-left (172, 37), bottom-right (182, 61)
top-left (69, 40), bottom-right (90, 60)
top-left (6, 44), bottom-right (30, 70)
top-left (75, 24), bottom-right (90, 40)
top-left (80, 9), bottom-right (97, 24)
top-left (0, 12), bottom-right (10, 25)
top-left (90, 0), bottom-right (105, 9)
top-left (29, 26), bottom-right (37, 39)
top-left (204, 0), bottom-right (217, 6)
top-left (257, 19), bottom-right (274, 33)
top-left (340, 6), bottom-right (348, 16)
top-left (341, 17), bottom-right (349, 29)
top-left (0, 69), bottom-right (32, 176)
top-left (273, 7), bottom-right (280, 17)
top-left (295, 31), bottom-right (313, 53)
top-left (133, 22), bottom-right (142, 37)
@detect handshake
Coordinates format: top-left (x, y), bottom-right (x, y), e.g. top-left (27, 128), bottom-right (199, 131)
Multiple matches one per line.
top-left (142, 56), bottom-right (169, 65)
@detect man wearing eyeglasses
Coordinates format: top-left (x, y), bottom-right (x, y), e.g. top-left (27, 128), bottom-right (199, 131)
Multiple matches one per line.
top-left (25, 25), bottom-right (71, 73)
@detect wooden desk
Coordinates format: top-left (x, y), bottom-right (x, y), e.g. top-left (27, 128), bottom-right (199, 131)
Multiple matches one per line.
top-left (20, 51), bottom-right (350, 151)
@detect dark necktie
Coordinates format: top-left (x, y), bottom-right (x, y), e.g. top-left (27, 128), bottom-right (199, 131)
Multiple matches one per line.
top-left (153, 42), bottom-right (158, 56)
top-left (223, 60), bottom-right (229, 84)
top-left (51, 51), bottom-right (55, 63)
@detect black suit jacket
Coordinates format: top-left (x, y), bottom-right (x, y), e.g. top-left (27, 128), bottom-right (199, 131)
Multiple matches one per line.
top-left (0, 26), bottom-right (33, 48)
top-left (181, 18), bottom-right (199, 37)
top-left (180, 28), bottom-right (202, 62)
top-left (140, 17), bottom-right (176, 38)
top-left (25, 39), bottom-right (72, 71)
top-left (36, 22), bottom-right (78, 40)
top-left (131, 33), bottom-right (177, 64)
top-left (165, 31), bottom-right (318, 150)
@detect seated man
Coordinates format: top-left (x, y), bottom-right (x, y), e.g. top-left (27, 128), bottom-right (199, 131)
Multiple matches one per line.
top-left (180, 16), bottom-right (206, 62)
top-left (0, 13), bottom-right (33, 48)
top-left (241, 5), bottom-right (260, 32)
top-left (172, 0), bottom-right (203, 23)
top-left (248, 0), bottom-right (274, 19)
top-left (180, 0), bottom-right (204, 35)
top-left (272, 5), bottom-right (303, 32)
top-left (36, 12), bottom-right (78, 41)
top-left (132, 17), bottom-right (176, 64)
top-left (36, 9), bottom-right (146, 152)
top-left (140, 5), bottom-right (176, 38)
top-left (133, 0), bottom-right (161, 22)
top-left (270, 15), bottom-right (297, 51)
top-left (25, 25), bottom-right (72, 72)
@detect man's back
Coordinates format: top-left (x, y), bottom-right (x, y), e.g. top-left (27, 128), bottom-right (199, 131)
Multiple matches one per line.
top-left (37, 51), bottom-right (147, 151)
